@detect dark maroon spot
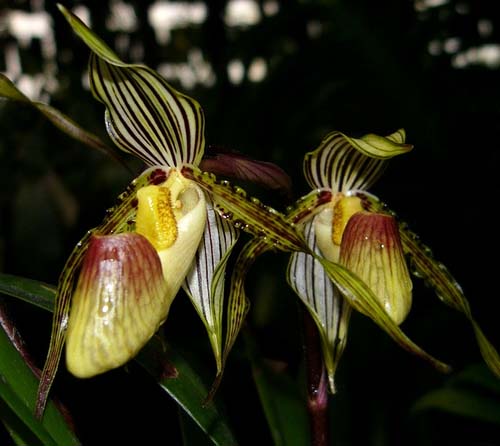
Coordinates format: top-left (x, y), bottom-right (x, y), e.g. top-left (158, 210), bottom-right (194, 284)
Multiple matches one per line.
top-left (131, 198), bottom-right (138, 208)
top-left (149, 169), bottom-right (167, 185)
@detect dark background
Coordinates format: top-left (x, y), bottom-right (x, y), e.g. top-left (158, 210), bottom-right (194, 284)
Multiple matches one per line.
top-left (1, 1), bottom-right (500, 445)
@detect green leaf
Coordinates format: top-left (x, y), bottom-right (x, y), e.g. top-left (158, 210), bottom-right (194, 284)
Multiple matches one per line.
top-left (0, 322), bottom-right (80, 446)
top-left (246, 334), bottom-right (309, 446)
top-left (0, 274), bottom-right (237, 446)
top-left (0, 73), bottom-right (125, 167)
top-left (412, 387), bottom-right (500, 425)
top-left (412, 365), bottom-right (500, 425)
top-left (0, 274), bottom-right (55, 313)
top-left (136, 338), bottom-right (238, 446)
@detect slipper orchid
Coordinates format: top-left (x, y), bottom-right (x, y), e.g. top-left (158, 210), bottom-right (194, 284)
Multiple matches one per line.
top-left (0, 5), bottom-right (296, 417)
top-left (287, 130), bottom-right (500, 391)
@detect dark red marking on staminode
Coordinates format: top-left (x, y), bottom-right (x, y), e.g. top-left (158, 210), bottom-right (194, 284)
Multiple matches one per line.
top-left (149, 168), bottom-right (167, 185)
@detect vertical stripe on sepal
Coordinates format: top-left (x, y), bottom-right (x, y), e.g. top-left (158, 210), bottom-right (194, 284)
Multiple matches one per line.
top-left (60, 4), bottom-right (205, 168)
top-left (183, 198), bottom-right (239, 372)
top-left (287, 220), bottom-right (351, 393)
top-left (304, 130), bottom-right (412, 193)
top-left (89, 50), bottom-right (205, 168)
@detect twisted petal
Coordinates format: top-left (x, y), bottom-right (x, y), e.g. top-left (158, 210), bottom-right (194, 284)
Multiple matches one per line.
top-left (183, 197), bottom-right (239, 373)
top-left (340, 212), bottom-right (412, 325)
top-left (287, 220), bottom-right (352, 392)
top-left (66, 233), bottom-right (169, 378)
top-left (182, 166), bottom-right (307, 252)
top-left (304, 129), bottom-right (412, 192)
top-left (60, 5), bottom-right (205, 167)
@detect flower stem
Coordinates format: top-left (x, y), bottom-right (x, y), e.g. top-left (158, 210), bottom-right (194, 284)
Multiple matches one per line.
top-left (301, 305), bottom-right (329, 446)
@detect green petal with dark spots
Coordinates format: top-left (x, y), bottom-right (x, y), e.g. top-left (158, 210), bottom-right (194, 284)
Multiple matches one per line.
top-left (182, 166), bottom-right (307, 252)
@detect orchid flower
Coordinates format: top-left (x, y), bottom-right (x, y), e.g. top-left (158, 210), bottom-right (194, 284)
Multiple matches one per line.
top-left (0, 5), bottom-right (300, 417)
top-left (287, 129), bottom-right (500, 391)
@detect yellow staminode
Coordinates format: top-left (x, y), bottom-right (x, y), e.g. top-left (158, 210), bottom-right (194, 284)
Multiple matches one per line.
top-left (332, 195), bottom-right (363, 245)
top-left (136, 185), bottom-right (178, 250)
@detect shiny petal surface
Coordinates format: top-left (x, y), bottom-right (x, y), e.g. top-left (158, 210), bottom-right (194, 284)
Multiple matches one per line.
top-left (340, 212), bottom-right (412, 325)
top-left (66, 233), bottom-right (169, 378)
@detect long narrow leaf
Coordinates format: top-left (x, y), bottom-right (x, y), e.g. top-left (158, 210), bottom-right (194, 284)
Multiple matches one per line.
top-left (0, 321), bottom-right (80, 445)
top-left (0, 274), bottom-right (237, 446)
top-left (136, 338), bottom-right (237, 446)
top-left (0, 74), bottom-right (125, 168)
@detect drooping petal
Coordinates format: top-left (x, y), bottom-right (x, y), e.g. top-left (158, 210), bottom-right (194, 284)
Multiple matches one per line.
top-left (223, 238), bottom-right (268, 365)
top-left (340, 211), bottom-right (413, 325)
top-left (0, 73), bottom-right (126, 168)
top-left (204, 188), bottom-right (335, 397)
top-left (303, 130), bottom-right (412, 192)
top-left (287, 220), bottom-right (352, 393)
top-left (183, 197), bottom-right (239, 373)
top-left (65, 233), bottom-right (169, 378)
top-left (60, 5), bottom-right (205, 167)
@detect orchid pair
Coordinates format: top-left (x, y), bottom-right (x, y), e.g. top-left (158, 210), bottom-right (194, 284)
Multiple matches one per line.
top-left (1, 4), bottom-right (498, 422)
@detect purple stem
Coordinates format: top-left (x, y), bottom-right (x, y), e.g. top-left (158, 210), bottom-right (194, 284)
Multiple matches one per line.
top-left (302, 306), bottom-right (329, 446)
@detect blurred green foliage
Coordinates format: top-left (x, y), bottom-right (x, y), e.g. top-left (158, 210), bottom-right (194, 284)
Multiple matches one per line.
top-left (1, 0), bottom-right (500, 444)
